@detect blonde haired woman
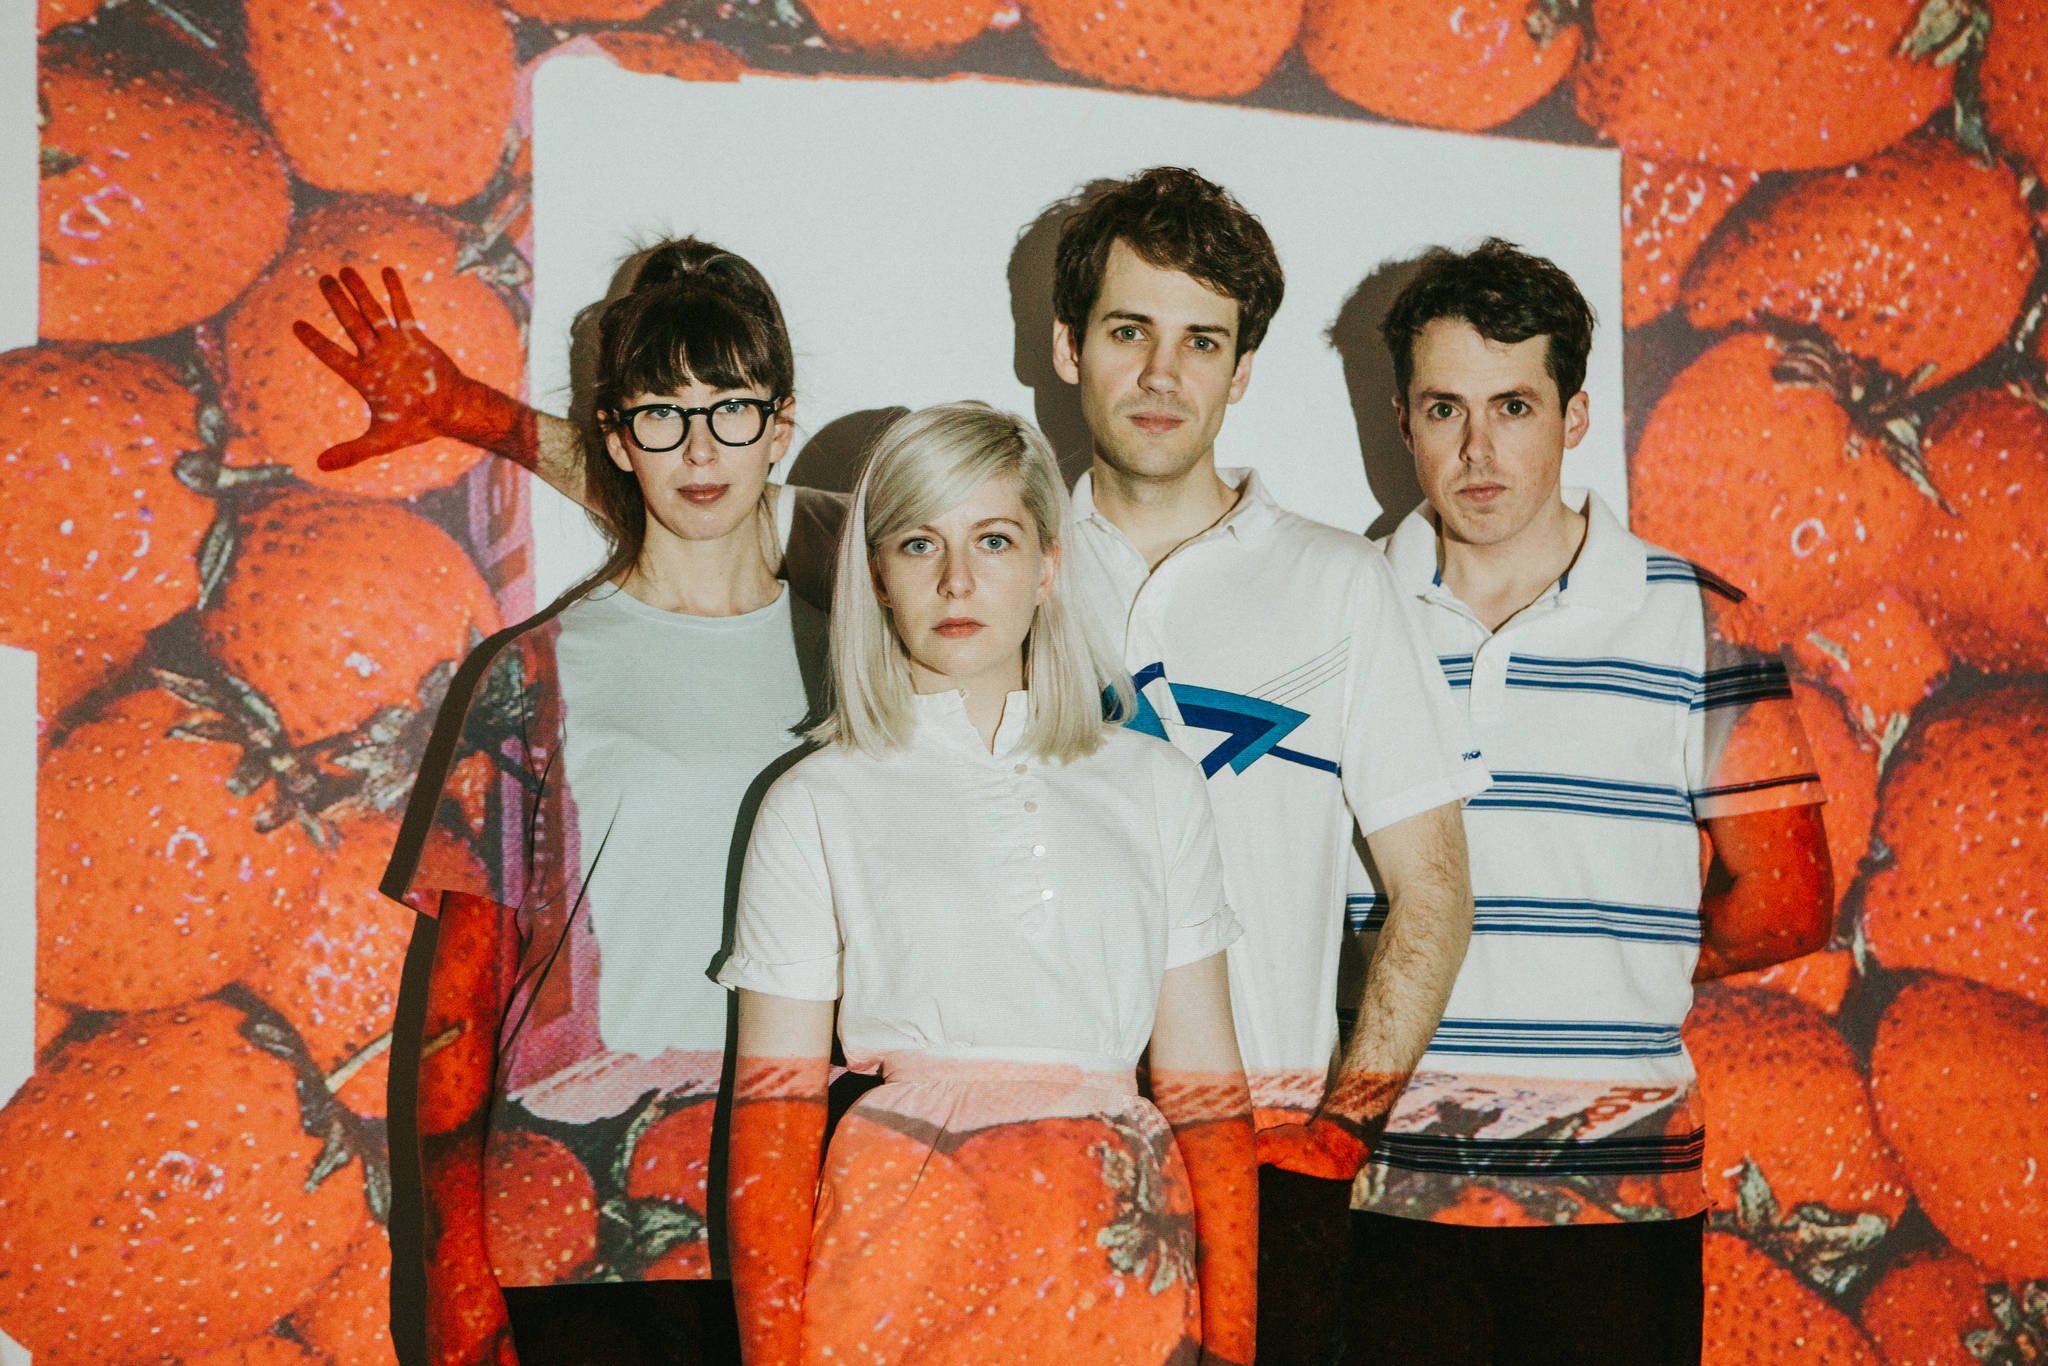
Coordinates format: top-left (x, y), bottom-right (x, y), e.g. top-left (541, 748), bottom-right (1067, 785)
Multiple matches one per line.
top-left (715, 402), bottom-right (1258, 1366)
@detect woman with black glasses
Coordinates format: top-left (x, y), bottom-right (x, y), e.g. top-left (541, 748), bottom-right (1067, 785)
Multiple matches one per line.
top-left (360, 239), bottom-right (824, 1366)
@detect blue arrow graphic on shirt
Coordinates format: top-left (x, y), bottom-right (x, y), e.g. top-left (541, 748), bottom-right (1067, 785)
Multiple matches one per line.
top-left (1123, 663), bottom-right (1333, 776)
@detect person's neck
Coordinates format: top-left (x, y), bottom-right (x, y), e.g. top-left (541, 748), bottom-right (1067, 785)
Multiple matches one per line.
top-left (1437, 493), bottom-right (1588, 633)
top-left (1088, 452), bottom-right (1241, 570)
top-left (911, 659), bottom-right (1023, 752)
top-left (619, 512), bottom-right (780, 618)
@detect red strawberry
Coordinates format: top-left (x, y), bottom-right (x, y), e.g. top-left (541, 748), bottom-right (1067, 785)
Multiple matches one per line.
top-left (1433, 1182), bottom-right (1531, 1226)
top-left (801, 0), bottom-right (1006, 57)
top-left (290, 1226), bottom-right (399, 1366)
top-left (244, 0), bottom-right (514, 206)
top-left (1907, 387), bottom-right (2048, 672)
top-left (1722, 948), bottom-right (1856, 1016)
top-left (35, 633), bottom-right (144, 738)
top-left (1980, 1), bottom-right (2048, 176)
top-left (0, 999), bottom-right (367, 1365)
top-left (1703, 1231), bottom-right (1884, 1363)
top-left (178, 1334), bottom-right (325, 1366)
top-left (1687, 987), bottom-right (1910, 1291)
top-left (1719, 679), bottom-right (1877, 911)
top-left (32, 997), bottom-right (71, 1055)
top-left (247, 814), bottom-right (481, 1118)
top-left (1860, 682), bottom-right (2046, 1006)
top-left (0, 345), bottom-right (215, 650)
top-left (921, 1114), bottom-right (1195, 1364)
top-left (38, 57), bottom-right (292, 342)
top-left (623, 1098), bottom-right (716, 1278)
top-left (197, 489), bottom-right (500, 743)
top-left (1571, 0), bottom-right (1953, 171)
top-left (1622, 157), bottom-right (1757, 328)
top-left (798, 1109), bottom-right (996, 1362)
top-left (484, 1131), bottom-right (598, 1284)
top-left (1023, 0), bottom-right (1302, 97)
top-left (585, 32), bottom-right (746, 79)
top-left (1793, 589), bottom-right (1950, 747)
top-left (1629, 332), bottom-right (1935, 638)
top-left (218, 198), bottom-right (522, 497)
top-left (1869, 974), bottom-right (2048, 1282)
top-left (1681, 137), bottom-right (2034, 386)
top-left (38, 0), bottom-right (97, 30)
top-left (510, 0), bottom-right (663, 22)
top-left (37, 687), bottom-right (326, 1012)
top-left (1301, 0), bottom-right (1582, 131)
top-left (1857, 1245), bottom-right (2034, 1366)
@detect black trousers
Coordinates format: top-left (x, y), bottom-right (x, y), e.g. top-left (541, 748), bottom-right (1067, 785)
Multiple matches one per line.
top-left (501, 1279), bottom-right (742, 1366)
top-left (1336, 1211), bottom-right (1705, 1366)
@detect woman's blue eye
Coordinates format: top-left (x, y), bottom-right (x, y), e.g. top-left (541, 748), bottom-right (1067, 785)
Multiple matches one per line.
top-left (978, 534), bottom-right (1012, 551)
top-left (901, 537), bottom-right (933, 554)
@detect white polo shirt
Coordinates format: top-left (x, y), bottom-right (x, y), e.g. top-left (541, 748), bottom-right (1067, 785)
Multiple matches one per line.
top-left (1066, 470), bottom-right (1489, 1123)
top-left (1351, 490), bottom-right (1825, 1225)
top-left (717, 690), bottom-right (1241, 1078)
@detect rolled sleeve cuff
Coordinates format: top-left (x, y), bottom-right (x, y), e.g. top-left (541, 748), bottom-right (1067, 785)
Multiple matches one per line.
top-left (1354, 758), bottom-right (1492, 838)
top-left (713, 950), bottom-right (842, 1001)
top-left (1692, 774), bottom-right (1828, 822)
top-left (1166, 903), bottom-right (1244, 971)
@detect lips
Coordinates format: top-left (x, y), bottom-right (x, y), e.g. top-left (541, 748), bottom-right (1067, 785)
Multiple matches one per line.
top-left (678, 484), bottom-right (727, 506)
top-left (934, 618), bottom-right (984, 638)
top-left (1128, 412), bottom-right (1187, 434)
top-left (1458, 483), bottom-right (1507, 504)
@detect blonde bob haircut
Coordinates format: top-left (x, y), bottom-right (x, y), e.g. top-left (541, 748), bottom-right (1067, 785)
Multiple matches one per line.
top-left (812, 401), bottom-right (1135, 761)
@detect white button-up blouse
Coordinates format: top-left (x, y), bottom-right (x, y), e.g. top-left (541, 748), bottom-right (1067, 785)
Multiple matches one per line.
top-left (715, 691), bottom-right (1241, 1077)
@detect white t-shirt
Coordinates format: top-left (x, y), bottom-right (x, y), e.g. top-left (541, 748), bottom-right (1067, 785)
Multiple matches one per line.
top-left (716, 690), bottom-right (1241, 1076)
top-left (1349, 491), bottom-right (1825, 1225)
top-left (1064, 470), bottom-right (1489, 1121)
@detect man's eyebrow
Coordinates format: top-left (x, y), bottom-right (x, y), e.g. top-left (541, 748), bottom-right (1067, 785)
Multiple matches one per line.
top-left (1102, 310), bottom-right (1154, 325)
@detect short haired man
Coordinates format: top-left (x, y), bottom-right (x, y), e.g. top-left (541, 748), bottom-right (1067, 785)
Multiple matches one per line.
top-left (299, 169), bottom-right (1489, 1366)
top-left (1339, 240), bottom-right (1832, 1365)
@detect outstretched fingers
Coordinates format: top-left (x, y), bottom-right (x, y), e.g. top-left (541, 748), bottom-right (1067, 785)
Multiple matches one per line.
top-left (382, 267), bottom-right (418, 328)
top-left (337, 265), bottom-right (393, 335)
top-left (316, 272), bottom-right (380, 354)
top-left (293, 318), bottom-right (361, 383)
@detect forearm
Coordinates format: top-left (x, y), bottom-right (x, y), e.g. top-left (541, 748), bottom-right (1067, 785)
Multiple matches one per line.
top-left (531, 411), bottom-right (590, 506)
top-left (422, 1129), bottom-right (514, 1366)
top-left (1152, 1071), bottom-right (1257, 1364)
top-left (1694, 805), bottom-right (1832, 981)
top-left (727, 1056), bottom-right (830, 1366)
top-left (1331, 805), bottom-right (1472, 1138)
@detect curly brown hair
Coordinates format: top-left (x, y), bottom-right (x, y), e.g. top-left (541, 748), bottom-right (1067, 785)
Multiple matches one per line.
top-left (1052, 167), bottom-right (1285, 360)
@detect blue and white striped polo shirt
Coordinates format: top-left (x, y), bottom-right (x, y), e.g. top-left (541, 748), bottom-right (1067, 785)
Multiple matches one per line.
top-left (1349, 490), bottom-right (1824, 1225)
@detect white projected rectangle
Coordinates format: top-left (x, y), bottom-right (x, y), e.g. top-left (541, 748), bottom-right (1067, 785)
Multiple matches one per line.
top-left (529, 64), bottom-right (1623, 605)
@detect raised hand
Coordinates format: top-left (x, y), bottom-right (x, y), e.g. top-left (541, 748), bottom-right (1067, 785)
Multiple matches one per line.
top-left (294, 266), bottom-right (535, 472)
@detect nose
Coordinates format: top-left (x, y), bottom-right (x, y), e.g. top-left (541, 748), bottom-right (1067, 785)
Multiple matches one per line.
top-left (682, 414), bottom-right (721, 466)
top-left (937, 545), bottom-right (975, 599)
top-left (1137, 340), bottom-right (1180, 395)
top-left (1459, 410), bottom-right (1492, 467)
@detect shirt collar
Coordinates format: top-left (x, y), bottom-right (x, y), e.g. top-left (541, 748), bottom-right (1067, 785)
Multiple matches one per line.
top-left (1070, 465), bottom-right (1277, 546)
top-left (1384, 488), bottom-right (1647, 613)
top-left (909, 687), bottom-right (1033, 761)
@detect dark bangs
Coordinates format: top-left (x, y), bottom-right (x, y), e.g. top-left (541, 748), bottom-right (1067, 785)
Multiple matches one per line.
top-left (594, 284), bottom-right (795, 419)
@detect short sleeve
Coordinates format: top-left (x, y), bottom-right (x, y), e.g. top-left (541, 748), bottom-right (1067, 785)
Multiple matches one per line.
top-left (380, 619), bottom-right (550, 916)
top-left (716, 775), bottom-right (844, 1000)
top-left (1159, 754), bottom-right (1242, 970)
top-left (1341, 554), bottom-right (1492, 836)
top-left (1688, 590), bottom-right (1828, 820)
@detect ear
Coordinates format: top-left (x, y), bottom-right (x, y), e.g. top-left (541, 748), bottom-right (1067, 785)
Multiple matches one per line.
top-left (1036, 539), bottom-right (1061, 606)
top-left (768, 398), bottom-right (796, 468)
top-left (1392, 393), bottom-right (1415, 453)
top-left (868, 552), bottom-right (890, 609)
top-left (1225, 346), bottom-right (1255, 405)
top-left (1052, 321), bottom-right (1081, 386)
top-left (1562, 389), bottom-right (1591, 449)
top-left (603, 424), bottom-right (635, 474)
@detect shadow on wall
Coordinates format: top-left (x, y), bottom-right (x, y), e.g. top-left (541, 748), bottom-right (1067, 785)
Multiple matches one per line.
top-left (1328, 253), bottom-right (1431, 542)
top-left (1010, 181), bottom-right (1114, 485)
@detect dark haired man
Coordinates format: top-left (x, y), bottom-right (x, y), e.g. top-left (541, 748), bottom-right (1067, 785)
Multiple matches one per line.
top-left (1339, 239), bottom-right (1832, 1365)
top-left (297, 167), bottom-right (1487, 1366)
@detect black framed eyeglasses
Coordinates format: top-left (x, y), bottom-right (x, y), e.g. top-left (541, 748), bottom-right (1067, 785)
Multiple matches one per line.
top-left (618, 397), bottom-right (781, 451)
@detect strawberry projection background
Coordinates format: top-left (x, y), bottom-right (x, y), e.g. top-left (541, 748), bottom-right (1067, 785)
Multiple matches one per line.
top-left (6, 0), bottom-right (2048, 1364)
